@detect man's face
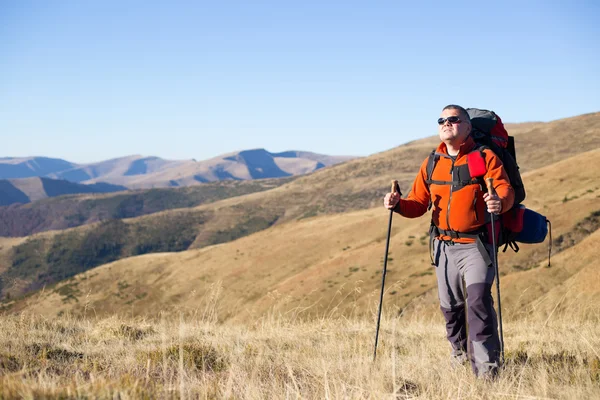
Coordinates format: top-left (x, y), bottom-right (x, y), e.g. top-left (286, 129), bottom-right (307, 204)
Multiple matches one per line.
top-left (438, 108), bottom-right (471, 146)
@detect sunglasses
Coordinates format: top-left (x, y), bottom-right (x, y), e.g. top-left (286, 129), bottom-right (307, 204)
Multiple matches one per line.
top-left (437, 116), bottom-right (461, 125)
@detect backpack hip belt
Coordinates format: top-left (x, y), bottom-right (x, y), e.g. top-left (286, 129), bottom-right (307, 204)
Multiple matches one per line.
top-left (429, 224), bottom-right (492, 267)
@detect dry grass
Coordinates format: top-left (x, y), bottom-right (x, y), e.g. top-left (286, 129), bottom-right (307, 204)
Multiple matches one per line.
top-left (0, 237), bottom-right (27, 275)
top-left (0, 302), bottom-right (599, 399)
top-left (1, 113), bottom-right (599, 398)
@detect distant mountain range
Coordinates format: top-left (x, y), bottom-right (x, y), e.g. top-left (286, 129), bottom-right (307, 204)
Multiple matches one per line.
top-left (0, 150), bottom-right (355, 205)
top-left (0, 177), bottom-right (127, 207)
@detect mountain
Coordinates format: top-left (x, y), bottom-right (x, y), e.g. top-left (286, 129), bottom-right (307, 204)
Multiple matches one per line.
top-left (77, 149), bottom-right (355, 188)
top-left (0, 177), bottom-right (127, 206)
top-left (0, 157), bottom-right (77, 179)
top-left (0, 150), bottom-right (355, 190)
top-left (48, 155), bottom-right (190, 184)
top-left (0, 112), bottom-right (598, 311)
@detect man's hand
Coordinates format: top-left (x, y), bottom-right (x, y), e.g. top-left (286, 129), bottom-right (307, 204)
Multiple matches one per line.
top-left (483, 192), bottom-right (502, 214)
top-left (384, 192), bottom-right (400, 210)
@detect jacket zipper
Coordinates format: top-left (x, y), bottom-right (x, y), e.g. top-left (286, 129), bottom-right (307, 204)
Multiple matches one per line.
top-left (446, 158), bottom-right (455, 231)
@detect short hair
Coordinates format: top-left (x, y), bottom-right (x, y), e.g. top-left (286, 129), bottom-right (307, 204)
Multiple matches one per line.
top-left (442, 104), bottom-right (471, 124)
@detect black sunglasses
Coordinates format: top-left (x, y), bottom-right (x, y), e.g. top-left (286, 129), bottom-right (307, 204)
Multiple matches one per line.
top-left (437, 116), bottom-right (461, 125)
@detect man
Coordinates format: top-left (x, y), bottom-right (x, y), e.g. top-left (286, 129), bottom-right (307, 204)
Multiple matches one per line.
top-left (384, 105), bottom-right (514, 377)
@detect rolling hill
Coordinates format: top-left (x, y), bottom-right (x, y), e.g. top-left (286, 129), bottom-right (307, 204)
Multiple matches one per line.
top-left (5, 147), bottom-right (599, 321)
top-left (0, 157), bottom-right (77, 179)
top-left (0, 177), bottom-right (295, 237)
top-left (0, 177), bottom-right (127, 206)
top-left (1, 112), bottom-right (599, 318)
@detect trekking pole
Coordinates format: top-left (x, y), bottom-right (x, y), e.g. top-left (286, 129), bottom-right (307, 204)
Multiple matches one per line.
top-left (373, 180), bottom-right (401, 362)
top-left (486, 178), bottom-right (505, 366)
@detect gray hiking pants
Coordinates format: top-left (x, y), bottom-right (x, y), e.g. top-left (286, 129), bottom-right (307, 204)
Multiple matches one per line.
top-left (432, 238), bottom-right (500, 377)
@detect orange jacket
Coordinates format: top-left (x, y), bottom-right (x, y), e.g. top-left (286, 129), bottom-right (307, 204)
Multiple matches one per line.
top-left (396, 136), bottom-right (514, 243)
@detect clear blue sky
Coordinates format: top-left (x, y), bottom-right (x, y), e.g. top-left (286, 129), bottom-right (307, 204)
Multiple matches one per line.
top-left (1, 1), bottom-right (599, 164)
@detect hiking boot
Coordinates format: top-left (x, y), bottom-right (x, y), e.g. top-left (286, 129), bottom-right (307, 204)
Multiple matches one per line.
top-left (475, 363), bottom-right (499, 380)
top-left (450, 350), bottom-right (468, 369)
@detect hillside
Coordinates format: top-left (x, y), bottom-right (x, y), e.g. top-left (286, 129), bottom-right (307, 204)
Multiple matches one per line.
top-left (0, 113), bottom-right (598, 304)
top-left (0, 157), bottom-right (77, 179)
top-left (2, 112), bottom-right (596, 231)
top-left (0, 177), bottom-right (127, 206)
top-left (0, 177), bottom-right (294, 237)
top-left (5, 145), bottom-right (600, 321)
top-left (0, 131), bottom-right (449, 300)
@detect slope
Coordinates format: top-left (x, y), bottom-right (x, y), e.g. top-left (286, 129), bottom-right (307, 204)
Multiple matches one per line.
top-left (8, 147), bottom-right (599, 321)
top-left (1, 113), bottom-right (598, 302)
top-left (3, 112), bottom-right (597, 235)
top-left (0, 177), bottom-right (294, 237)
top-left (0, 177), bottom-right (127, 206)
top-left (0, 157), bottom-right (77, 179)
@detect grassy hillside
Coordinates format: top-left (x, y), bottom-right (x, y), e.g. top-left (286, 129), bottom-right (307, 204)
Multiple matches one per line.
top-left (1, 113), bottom-right (599, 310)
top-left (6, 112), bottom-right (597, 237)
top-left (7, 147), bottom-right (599, 322)
top-left (509, 112), bottom-right (600, 172)
top-left (0, 204), bottom-right (283, 300)
top-left (1, 114), bottom-right (599, 399)
top-left (0, 134), bottom-right (439, 300)
top-left (0, 133), bottom-right (440, 301)
top-left (0, 177), bottom-right (127, 207)
top-left (0, 177), bottom-right (294, 237)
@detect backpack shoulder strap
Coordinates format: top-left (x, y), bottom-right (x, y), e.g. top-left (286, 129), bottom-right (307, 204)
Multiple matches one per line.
top-left (425, 150), bottom-right (452, 184)
top-left (424, 150), bottom-right (438, 211)
top-left (473, 143), bottom-right (490, 155)
top-left (425, 150), bottom-right (438, 183)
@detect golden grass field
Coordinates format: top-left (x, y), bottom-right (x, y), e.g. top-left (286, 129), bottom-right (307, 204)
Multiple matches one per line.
top-left (1, 113), bottom-right (599, 398)
top-left (0, 300), bottom-right (598, 399)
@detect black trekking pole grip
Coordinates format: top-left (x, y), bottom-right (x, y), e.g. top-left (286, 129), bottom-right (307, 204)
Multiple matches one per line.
top-left (373, 180), bottom-right (400, 361)
top-left (486, 178), bottom-right (505, 366)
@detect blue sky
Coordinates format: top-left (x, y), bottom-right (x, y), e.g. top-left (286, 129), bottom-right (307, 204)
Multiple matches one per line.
top-left (1, 1), bottom-right (599, 163)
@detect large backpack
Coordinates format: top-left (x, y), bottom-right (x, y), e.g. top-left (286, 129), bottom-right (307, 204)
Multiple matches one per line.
top-left (467, 108), bottom-right (525, 205)
top-left (426, 108), bottom-right (551, 264)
